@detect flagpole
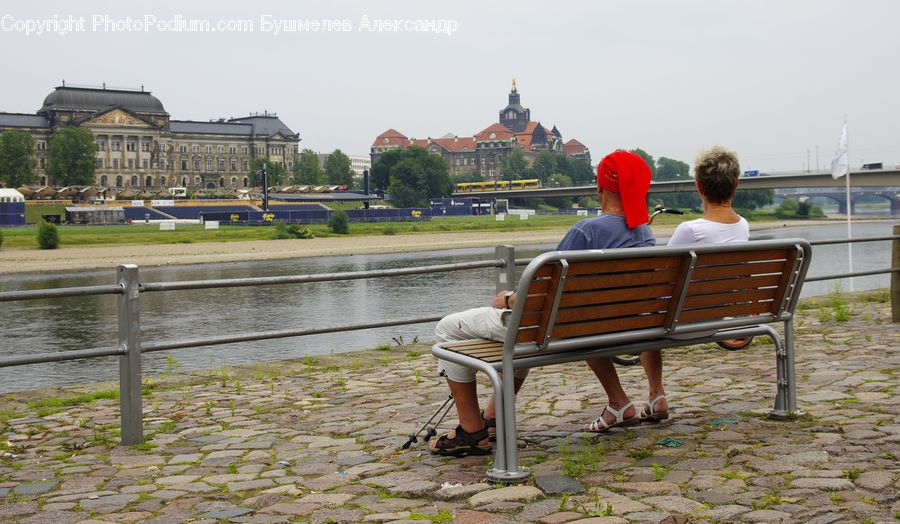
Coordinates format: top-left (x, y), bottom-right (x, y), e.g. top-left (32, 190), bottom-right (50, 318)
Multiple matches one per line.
top-left (845, 119), bottom-right (853, 292)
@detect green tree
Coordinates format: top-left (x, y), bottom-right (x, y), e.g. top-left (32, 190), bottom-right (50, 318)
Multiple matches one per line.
top-left (531, 150), bottom-right (557, 184)
top-left (655, 157), bottom-right (690, 181)
top-left (292, 149), bottom-right (325, 185)
top-left (0, 131), bottom-right (36, 188)
top-left (567, 159), bottom-right (594, 186)
top-left (37, 220), bottom-right (59, 249)
top-left (249, 158), bottom-right (286, 186)
top-left (732, 189), bottom-right (774, 210)
top-left (324, 149), bottom-right (355, 187)
top-left (376, 146), bottom-right (452, 207)
top-left (500, 148), bottom-right (529, 181)
top-left (545, 173), bottom-right (575, 209)
top-left (48, 127), bottom-right (97, 186)
top-left (327, 209), bottom-right (350, 234)
top-left (370, 149), bottom-right (404, 193)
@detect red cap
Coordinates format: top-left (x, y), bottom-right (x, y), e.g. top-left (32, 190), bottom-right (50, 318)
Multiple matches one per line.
top-left (597, 151), bottom-right (652, 228)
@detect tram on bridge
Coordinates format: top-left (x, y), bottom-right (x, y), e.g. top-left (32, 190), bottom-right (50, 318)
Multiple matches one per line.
top-left (456, 179), bottom-right (542, 193)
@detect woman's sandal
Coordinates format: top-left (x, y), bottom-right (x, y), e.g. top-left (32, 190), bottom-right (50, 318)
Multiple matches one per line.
top-left (482, 411), bottom-right (496, 442)
top-left (582, 402), bottom-right (640, 433)
top-left (639, 395), bottom-right (669, 423)
top-left (430, 424), bottom-right (492, 457)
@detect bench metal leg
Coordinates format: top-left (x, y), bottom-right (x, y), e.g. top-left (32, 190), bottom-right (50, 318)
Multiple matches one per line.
top-left (766, 323), bottom-right (801, 419)
top-left (783, 320), bottom-right (803, 417)
top-left (483, 366), bottom-right (529, 483)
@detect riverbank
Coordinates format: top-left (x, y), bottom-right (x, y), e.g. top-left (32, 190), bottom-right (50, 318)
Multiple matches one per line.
top-left (0, 218), bottom-right (852, 275)
top-left (0, 291), bottom-right (896, 523)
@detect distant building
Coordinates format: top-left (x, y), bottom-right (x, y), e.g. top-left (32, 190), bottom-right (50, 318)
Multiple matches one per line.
top-left (315, 152), bottom-right (371, 186)
top-left (371, 81), bottom-right (590, 180)
top-left (0, 83), bottom-right (301, 192)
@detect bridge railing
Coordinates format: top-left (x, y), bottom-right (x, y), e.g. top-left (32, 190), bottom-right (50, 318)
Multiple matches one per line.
top-left (1, 232), bottom-right (898, 445)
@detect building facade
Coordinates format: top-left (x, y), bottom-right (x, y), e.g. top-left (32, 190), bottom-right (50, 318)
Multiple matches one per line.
top-left (371, 82), bottom-right (591, 180)
top-left (0, 84), bottom-right (301, 191)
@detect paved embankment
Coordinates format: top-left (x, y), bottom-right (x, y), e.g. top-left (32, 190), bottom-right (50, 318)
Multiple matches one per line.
top-left (1, 291), bottom-right (898, 523)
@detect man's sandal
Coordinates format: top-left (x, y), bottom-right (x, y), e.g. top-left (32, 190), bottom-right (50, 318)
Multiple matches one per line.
top-left (582, 402), bottom-right (640, 433)
top-left (639, 395), bottom-right (669, 423)
top-left (430, 425), bottom-right (492, 457)
top-left (482, 411), bottom-right (496, 442)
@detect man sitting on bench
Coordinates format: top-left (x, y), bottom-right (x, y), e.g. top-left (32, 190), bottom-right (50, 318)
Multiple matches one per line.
top-left (430, 150), bottom-right (656, 456)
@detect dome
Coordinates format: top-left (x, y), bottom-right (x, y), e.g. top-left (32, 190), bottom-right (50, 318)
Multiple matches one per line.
top-left (41, 86), bottom-right (167, 115)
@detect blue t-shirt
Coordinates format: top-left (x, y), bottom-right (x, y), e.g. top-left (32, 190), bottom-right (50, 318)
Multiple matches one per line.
top-left (556, 214), bottom-right (656, 251)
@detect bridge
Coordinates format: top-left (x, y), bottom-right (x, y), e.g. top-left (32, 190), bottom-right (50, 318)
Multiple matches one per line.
top-left (777, 187), bottom-right (900, 215)
top-left (452, 168), bottom-right (900, 200)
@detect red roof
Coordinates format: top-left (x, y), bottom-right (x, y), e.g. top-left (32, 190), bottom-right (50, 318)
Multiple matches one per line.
top-left (410, 136), bottom-right (477, 153)
top-left (565, 139), bottom-right (587, 156)
top-left (372, 128), bottom-right (408, 147)
top-left (475, 123), bottom-right (513, 141)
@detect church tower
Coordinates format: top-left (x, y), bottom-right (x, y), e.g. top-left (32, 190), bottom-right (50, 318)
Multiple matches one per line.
top-left (499, 79), bottom-right (530, 133)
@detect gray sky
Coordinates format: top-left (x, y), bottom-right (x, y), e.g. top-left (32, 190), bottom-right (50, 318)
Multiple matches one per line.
top-left (2, 0), bottom-right (899, 173)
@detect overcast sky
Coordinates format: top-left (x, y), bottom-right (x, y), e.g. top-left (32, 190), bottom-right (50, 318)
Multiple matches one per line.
top-left (2, 0), bottom-right (898, 173)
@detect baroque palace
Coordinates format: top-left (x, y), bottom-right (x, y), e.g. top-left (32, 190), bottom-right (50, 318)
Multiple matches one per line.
top-left (371, 81), bottom-right (590, 180)
top-left (0, 83), bottom-right (300, 191)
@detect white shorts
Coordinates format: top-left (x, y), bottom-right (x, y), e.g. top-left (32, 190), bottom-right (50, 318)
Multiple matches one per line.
top-left (435, 306), bottom-right (529, 383)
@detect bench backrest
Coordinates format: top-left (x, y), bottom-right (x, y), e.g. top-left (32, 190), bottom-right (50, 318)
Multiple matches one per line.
top-left (509, 239), bottom-right (812, 351)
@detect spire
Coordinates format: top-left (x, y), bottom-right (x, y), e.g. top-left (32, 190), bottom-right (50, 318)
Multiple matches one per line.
top-left (512, 78), bottom-right (517, 93)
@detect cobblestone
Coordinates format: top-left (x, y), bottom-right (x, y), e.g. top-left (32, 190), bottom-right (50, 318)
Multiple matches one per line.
top-left (0, 294), bottom-right (897, 522)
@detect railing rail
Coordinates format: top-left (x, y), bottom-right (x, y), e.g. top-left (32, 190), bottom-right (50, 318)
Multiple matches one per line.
top-left (0, 234), bottom-right (897, 445)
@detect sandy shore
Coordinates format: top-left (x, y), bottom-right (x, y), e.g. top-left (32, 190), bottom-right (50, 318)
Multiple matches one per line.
top-left (0, 219), bottom-right (846, 275)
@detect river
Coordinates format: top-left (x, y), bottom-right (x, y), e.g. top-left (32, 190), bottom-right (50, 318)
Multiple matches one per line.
top-left (0, 221), bottom-right (895, 393)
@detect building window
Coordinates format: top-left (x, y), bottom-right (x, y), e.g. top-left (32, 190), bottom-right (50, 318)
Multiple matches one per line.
top-left (100, 175), bottom-right (108, 186)
top-left (180, 145), bottom-right (187, 153)
top-left (206, 159), bottom-right (212, 171)
top-left (242, 177), bottom-right (249, 188)
top-left (145, 176), bottom-right (153, 188)
top-left (38, 157), bottom-right (45, 169)
top-left (242, 160), bottom-right (248, 171)
top-left (219, 177), bottom-right (225, 188)
top-left (231, 159), bottom-right (237, 171)
top-left (37, 141), bottom-right (47, 151)
top-left (130, 176), bottom-right (138, 187)
top-left (113, 159), bottom-right (120, 169)
top-left (229, 146), bottom-right (236, 155)
top-left (97, 158), bottom-right (104, 169)
top-left (194, 159), bottom-right (200, 171)
top-left (141, 142), bottom-right (150, 152)
top-left (194, 176), bottom-right (201, 186)
top-left (218, 160), bottom-right (225, 171)
top-left (242, 146), bottom-right (248, 155)
top-left (127, 159), bottom-right (134, 169)
top-left (217, 145), bottom-right (224, 154)
top-left (142, 159), bottom-right (149, 169)
top-left (231, 176), bottom-right (237, 188)
top-left (97, 140), bottom-right (106, 150)
top-left (287, 161), bottom-right (293, 170)
top-left (161, 176), bottom-right (167, 186)
top-left (181, 160), bottom-right (188, 171)
top-left (112, 140), bottom-right (121, 151)
top-left (206, 145), bottom-right (212, 154)
top-left (181, 176), bottom-right (188, 187)
top-left (127, 141), bottom-right (136, 152)
top-left (192, 145), bottom-right (199, 154)
top-left (114, 175), bottom-right (122, 187)
top-left (455, 158), bottom-right (460, 166)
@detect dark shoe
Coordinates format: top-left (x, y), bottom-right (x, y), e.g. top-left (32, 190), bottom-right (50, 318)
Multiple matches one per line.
top-left (430, 424), bottom-right (491, 457)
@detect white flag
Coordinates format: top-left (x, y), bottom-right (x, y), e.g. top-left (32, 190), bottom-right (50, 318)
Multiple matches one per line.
top-left (831, 122), bottom-right (848, 179)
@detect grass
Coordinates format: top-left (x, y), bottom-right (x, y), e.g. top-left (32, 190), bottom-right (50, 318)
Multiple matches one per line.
top-left (27, 389), bottom-right (119, 409)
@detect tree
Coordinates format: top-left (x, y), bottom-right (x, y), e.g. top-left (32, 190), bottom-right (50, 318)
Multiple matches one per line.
top-left (249, 158), bottom-right (286, 186)
top-left (48, 126), bottom-right (97, 186)
top-left (567, 159), bottom-right (594, 186)
top-left (327, 210), bottom-right (350, 234)
top-left (531, 150), bottom-right (557, 184)
top-left (0, 131), bottom-right (35, 188)
top-left (292, 149), bottom-right (325, 185)
top-left (373, 146), bottom-right (452, 207)
top-left (733, 189), bottom-right (774, 211)
top-left (37, 220), bottom-right (59, 249)
top-left (655, 157), bottom-right (690, 181)
top-left (324, 149), bottom-right (354, 187)
top-left (500, 148), bottom-right (529, 181)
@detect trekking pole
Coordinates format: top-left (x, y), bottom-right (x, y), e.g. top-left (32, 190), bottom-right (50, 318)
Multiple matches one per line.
top-left (401, 394), bottom-right (454, 449)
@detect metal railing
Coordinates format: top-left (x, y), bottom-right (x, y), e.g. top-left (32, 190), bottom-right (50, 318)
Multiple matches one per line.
top-left (1, 231), bottom-right (899, 445)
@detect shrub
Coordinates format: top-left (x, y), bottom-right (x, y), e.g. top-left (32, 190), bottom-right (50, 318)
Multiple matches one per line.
top-left (328, 210), bottom-right (349, 234)
top-left (273, 220), bottom-right (313, 239)
top-left (37, 220), bottom-right (59, 249)
top-left (382, 225), bottom-right (397, 236)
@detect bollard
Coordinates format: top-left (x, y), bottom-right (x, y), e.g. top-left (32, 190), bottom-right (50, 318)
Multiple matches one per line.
top-left (893, 225), bottom-right (899, 322)
top-left (117, 264), bottom-right (143, 445)
top-left (495, 245), bottom-right (516, 293)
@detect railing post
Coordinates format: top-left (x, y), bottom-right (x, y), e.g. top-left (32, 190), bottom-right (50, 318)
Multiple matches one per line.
top-left (893, 225), bottom-right (899, 323)
top-left (495, 245), bottom-right (516, 293)
top-left (117, 264), bottom-right (143, 445)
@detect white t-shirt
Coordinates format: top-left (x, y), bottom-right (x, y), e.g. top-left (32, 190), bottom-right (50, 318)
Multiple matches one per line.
top-left (667, 217), bottom-right (749, 246)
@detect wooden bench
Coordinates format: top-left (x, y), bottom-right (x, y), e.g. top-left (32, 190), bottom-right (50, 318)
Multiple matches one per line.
top-left (432, 239), bottom-right (812, 482)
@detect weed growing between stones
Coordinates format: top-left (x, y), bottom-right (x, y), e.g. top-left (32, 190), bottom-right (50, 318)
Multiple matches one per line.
top-left (651, 462), bottom-right (669, 481)
top-left (626, 447), bottom-right (653, 461)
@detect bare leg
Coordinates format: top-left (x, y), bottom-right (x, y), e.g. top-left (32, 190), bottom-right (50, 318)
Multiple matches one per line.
top-left (584, 357), bottom-right (636, 426)
top-left (429, 379), bottom-right (487, 449)
top-left (640, 350), bottom-right (668, 412)
top-left (482, 376), bottom-right (526, 421)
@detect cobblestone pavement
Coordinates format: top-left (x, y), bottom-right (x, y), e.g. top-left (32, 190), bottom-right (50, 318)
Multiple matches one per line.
top-left (1, 291), bottom-right (898, 523)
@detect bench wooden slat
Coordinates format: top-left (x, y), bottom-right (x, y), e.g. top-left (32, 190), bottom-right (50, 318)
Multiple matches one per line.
top-left (551, 313), bottom-right (666, 339)
top-left (440, 339), bottom-right (502, 351)
top-left (770, 248), bottom-right (801, 314)
top-left (535, 263), bottom-right (565, 345)
top-left (554, 298), bottom-right (671, 323)
top-left (682, 288), bottom-right (776, 309)
top-left (678, 301), bottom-right (773, 324)
top-left (691, 260), bottom-right (787, 280)
top-left (688, 274), bottom-right (781, 294)
top-left (563, 268), bottom-right (679, 291)
top-left (516, 326), bottom-right (539, 343)
top-left (694, 248), bottom-right (791, 266)
top-left (565, 256), bottom-right (682, 276)
top-left (557, 284), bottom-right (675, 308)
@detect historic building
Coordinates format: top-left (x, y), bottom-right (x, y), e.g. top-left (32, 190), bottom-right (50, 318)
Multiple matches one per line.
top-left (371, 81), bottom-right (591, 180)
top-left (0, 84), bottom-right (301, 191)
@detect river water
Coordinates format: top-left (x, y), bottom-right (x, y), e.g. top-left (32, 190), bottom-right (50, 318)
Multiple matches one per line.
top-left (0, 221), bottom-right (895, 393)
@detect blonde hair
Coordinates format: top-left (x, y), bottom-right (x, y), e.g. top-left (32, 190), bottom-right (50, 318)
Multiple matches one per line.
top-left (694, 146), bottom-right (740, 204)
